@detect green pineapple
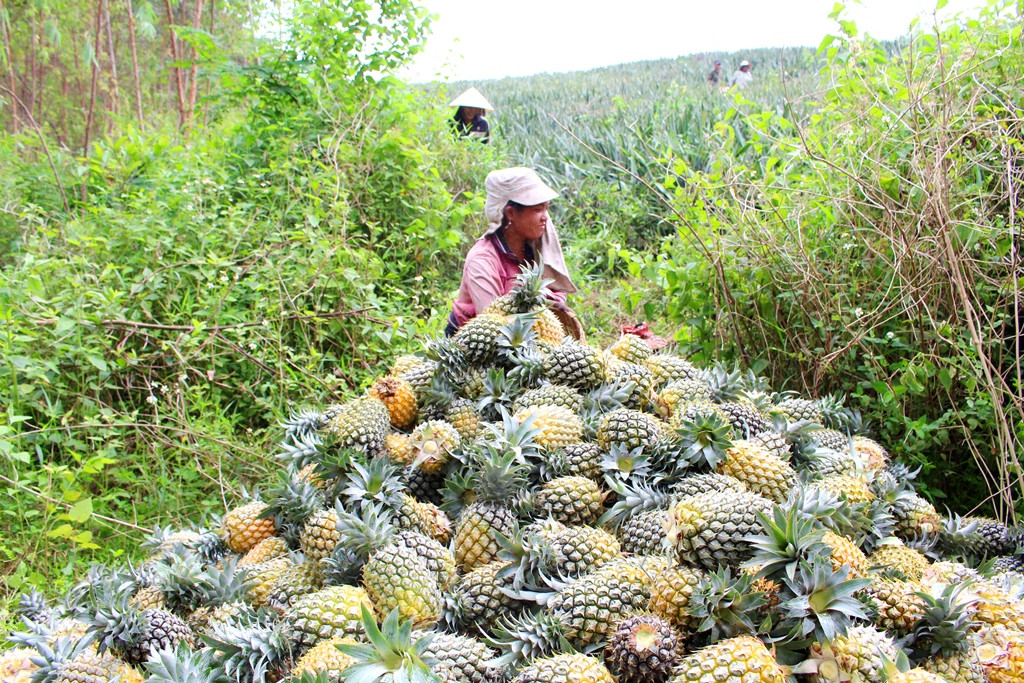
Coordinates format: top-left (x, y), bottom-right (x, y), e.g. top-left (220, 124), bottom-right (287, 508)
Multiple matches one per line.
top-left (543, 340), bottom-right (607, 391)
top-left (324, 396), bottom-right (391, 455)
top-left (666, 490), bottom-right (774, 569)
top-left (454, 312), bottom-right (509, 366)
top-left (512, 384), bottom-right (584, 414)
top-left (645, 353), bottom-right (702, 386)
top-left (911, 584), bottom-right (986, 683)
top-left (510, 653), bottom-right (614, 683)
top-left (597, 408), bottom-right (664, 452)
top-left (546, 564), bottom-right (652, 648)
top-left (535, 476), bottom-right (604, 525)
top-left (417, 631), bottom-right (497, 683)
top-left (283, 584), bottom-right (373, 647)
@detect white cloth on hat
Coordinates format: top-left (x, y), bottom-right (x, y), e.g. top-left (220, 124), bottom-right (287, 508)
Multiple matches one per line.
top-left (481, 167), bottom-right (576, 295)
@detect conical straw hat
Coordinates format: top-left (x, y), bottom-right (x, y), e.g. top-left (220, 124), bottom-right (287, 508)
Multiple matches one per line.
top-left (448, 87), bottom-right (494, 111)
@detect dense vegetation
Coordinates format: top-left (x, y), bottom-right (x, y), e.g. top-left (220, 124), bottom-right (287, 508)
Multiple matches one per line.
top-left (0, 0), bottom-right (1021, 633)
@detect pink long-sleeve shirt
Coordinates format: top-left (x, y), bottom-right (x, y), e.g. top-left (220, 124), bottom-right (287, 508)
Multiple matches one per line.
top-left (448, 233), bottom-right (567, 331)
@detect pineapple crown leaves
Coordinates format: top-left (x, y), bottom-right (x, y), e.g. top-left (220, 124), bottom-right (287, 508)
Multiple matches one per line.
top-left (337, 605), bottom-right (442, 683)
top-left (496, 313), bottom-right (541, 358)
top-left (202, 610), bottom-right (295, 683)
top-left (469, 445), bottom-right (533, 503)
top-left (597, 476), bottom-right (673, 530)
top-left (938, 512), bottom-right (982, 551)
top-left (671, 409), bottom-right (735, 471)
top-left (276, 430), bottom-right (325, 471)
top-left (509, 258), bottom-right (555, 312)
top-left (908, 582), bottom-right (979, 658)
top-left (423, 336), bottom-right (466, 386)
top-left (145, 645), bottom-right (228, 683)
top-left (485, 609), bottom-right (574, 672)
top-left (261, 469), bottom-right (326, 531)
top-left (686, 567), bottom-right (767, 642)
top-left (481, 407), bottom-right (543, 465)
top-left (775, 562), bottom-right (872, 646)
top-left (505, 346), bottom-right (548, 389)
top-left (475, 367), bottom-right (521, 420)
top-left (342, 455), bottom-right (405, 512)
top-left (200, 559), bottom-right (253, 608)
top-left (787, 486), bottom-right (876, 544)
top-left (333, 500), bottom-right (397, 563)
top-left (24, 635), bottom-right (97, 683)
top-left (494, 526), bottom-right (562, 604)
top-left (281, 408), bottom-right (326, 442)
top-left (16, 589), bottom-right (54, 625)
top-left (153, 551), bottom-right (215, 615)
top-left (600, 443), bottom-right (653, 482)
top-left (744, 505), bottom-right (832, 585)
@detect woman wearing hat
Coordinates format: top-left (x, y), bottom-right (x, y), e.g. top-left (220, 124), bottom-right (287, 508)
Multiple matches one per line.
top-left (446, 167), bottom-right (576, 335)
top-left (450, 87), bottom-right (493, 144)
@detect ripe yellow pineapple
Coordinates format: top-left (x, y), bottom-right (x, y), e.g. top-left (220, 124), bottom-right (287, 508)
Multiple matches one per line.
top-left (368, 375), bottom-right (417, 430)
top-left (822, 530), bottom-right (870, 578)
top-left (291, 636), bottom-right (358, 677)
top-left (409, 420), bottom-right (461, 473)
top-left (869, 542), bottom-right (930, 580)
top-left (717, 440), bottom-right (796, 502)
top-left (222, 501), bottom-right (276, 553)
top-left (514, 405), bottom-right (583, 450)
top-left (299, 508), bottom-right (341, 560)
top-left (670, 635), bottom-right (784, 683)
top-left (238, 535), bottom-right (289, 566)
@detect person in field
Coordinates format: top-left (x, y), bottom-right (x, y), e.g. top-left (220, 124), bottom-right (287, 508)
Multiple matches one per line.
top-left (450, 87), bottom-right (492, 144)
top-left (729, 60), bottom-right (754, 89)
top-left (445, 167), bottom-right (576, 336)
top-left (707, 59), bottom-right (723, 85)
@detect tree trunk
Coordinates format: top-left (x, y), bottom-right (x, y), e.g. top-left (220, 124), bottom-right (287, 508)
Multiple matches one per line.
top-left (124, 0), bottom-right (144, 126)
top-left (82, 0), bottom-right (104, 200)
top-left (0, 0), bottom-right (17, 132)
top-left (185, 0), bottom-right (204, 132)
top-left (163, 0), bottom-right (187, 128)
top-left (102, 0), bottom-right (120, 126)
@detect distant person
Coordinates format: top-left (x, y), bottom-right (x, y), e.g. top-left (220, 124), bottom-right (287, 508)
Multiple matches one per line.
top-left (450, 87), bottom-right (493, 144)
top-left (729, 60), bottom-right (754, 89)
top-left (707, 60), bottom-right (723, 85)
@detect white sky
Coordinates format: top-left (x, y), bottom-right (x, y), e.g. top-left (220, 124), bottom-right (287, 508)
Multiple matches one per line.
top-left (401, 0), bottom-right (988, 83)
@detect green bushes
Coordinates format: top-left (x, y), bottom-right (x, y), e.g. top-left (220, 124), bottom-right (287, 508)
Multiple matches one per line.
top-left (631, 2), bottom-right (1023, 517)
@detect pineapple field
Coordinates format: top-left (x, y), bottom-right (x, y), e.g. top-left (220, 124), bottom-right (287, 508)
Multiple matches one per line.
top-left (2, 261), bottom-right (1023, 682)
top-left (1, 0), bottom-right (1023, 681)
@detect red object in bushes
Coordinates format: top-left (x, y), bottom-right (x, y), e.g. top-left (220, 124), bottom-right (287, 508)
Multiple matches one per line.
top-left (621, 322), bottom-right (668, 350)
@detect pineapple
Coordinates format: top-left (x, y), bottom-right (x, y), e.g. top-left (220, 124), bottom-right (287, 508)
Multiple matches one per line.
top-left (717, 440), bottom-right (796, 502)
top-left (869, 541), bottom-right (930, 580)
top-left (822, 530), bottom-right (871, 577)
top-left (513, 404), bottom-right (583, 451)
top-left (607, 613), bottom-right (682, 683)
top-left (546, 442), bottom-right (604, 480)
top-left (666, 490), bottom-right (774, 569)
top-left (418, 631), bottom-right (496, 683)
top-left (29, 639), bottom-right (144, 683)
top-left (298, 507), bottom-right (341, 560)
top-left (547, 564), bottom-right (652, 648)
top-left (513, 384), bottom-right (585, 414)
top-left (597, 408), bottom-right (664, 452)
top-left (543, 339), bottom-right (607, 391)
top-left (645, 353), bottom-right (701, 386)
top-left (865, 576), bottom-right (927, 634)
top-left (238, 535), bottom-right (289, 567)
top-left (669, 635), bottom-right (784, 683)
top-left (453, 448), bottom-right (529, 572)
top-left (535, 476), bottom-right (604, 525)
top-left (368, 375), bottom-right (418, 429)
top-left (283, 584), bottom-right (373, 646)
top-left (291, 636), bottom-right (358, 677)
top-left (409, 419), bottom-right (461, 474)
top-left (797, 625), bottom-right (901, 683)
top-left (912, 584), bottom-right (986, 683)
top-left (974, 625), bottom-right (1024, 683)
top-left (443, 560), bottom-right (518, 632)
top-left (609, 333), bottom-right (652, 364)
top-left (718, 400), bottom-right (771, 438)
top-left (510, 653), bottom-right (614, 683)
top-left (221, 500), bottom-right (276, 553)
top-left (454, 313), bottom-right (509, 366)
top-left (445, 397), bottom-right (483, 440)
top-left (324, 396), bottom-right (391, 454)
top-left (775, 396), bottom-right (824, 423)
top-left (655, 378), bottom-right (713, 419)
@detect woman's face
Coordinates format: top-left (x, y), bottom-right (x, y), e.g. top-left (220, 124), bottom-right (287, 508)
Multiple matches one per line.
top-left (461, 107), bottom-right (482, 122)
top-left (509, 202), bottom-right (550, 241)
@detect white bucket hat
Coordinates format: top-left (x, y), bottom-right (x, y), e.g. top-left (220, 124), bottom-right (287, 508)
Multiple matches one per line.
top-left (739, 60), bottom-right (751, 67)
top-left (449, 87), bottom-right (494, 111)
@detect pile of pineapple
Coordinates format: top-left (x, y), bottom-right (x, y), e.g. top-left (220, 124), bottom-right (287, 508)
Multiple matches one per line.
top-left (4, 263), bottom-right (1024, 683)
